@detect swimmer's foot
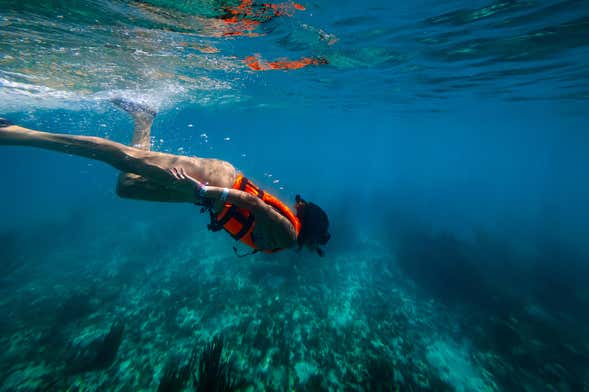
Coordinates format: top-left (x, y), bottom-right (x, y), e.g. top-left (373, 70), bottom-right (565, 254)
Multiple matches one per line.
top-left (111, 98), bottom-right (157, 120)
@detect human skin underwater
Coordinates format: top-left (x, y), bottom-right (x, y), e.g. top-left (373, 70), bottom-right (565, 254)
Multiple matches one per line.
top-left (1, 0), bottom-right (589, 391)
top-left (0, 114), bottom-right (301, 253)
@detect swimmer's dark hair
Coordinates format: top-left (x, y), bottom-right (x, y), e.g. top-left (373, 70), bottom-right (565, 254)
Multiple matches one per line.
top-left (295, 195), bottom-right (331, 257)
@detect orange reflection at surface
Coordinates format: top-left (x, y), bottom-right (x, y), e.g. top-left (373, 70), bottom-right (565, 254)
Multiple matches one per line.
top-left (244, 55), bottom-right (328, 71)
top-left (221, 0), bottom-right (305, 36)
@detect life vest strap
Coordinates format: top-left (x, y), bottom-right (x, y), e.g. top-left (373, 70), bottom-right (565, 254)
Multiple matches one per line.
top-left (216, 205), bottom-right (237, 227)
top-left (232, 245), bottom-right (259, 258)
top-left (233, 213), bottom-right (255, 240)
top-left (239, 177), bottom-right (249, 191)
top-left (207, 209), bottom-right (224, 232)
top-left (211, 176), bottom-right (264, 231)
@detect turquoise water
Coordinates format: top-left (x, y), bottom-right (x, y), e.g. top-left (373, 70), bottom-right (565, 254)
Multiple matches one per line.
top-left (1, 1), bottom-right (589, 390)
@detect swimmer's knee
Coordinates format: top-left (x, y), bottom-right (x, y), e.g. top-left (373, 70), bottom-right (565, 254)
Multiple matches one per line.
top-left (115, 173), bottom-right (140, 199)
top-left (115, 179), bottom-right (130, 199)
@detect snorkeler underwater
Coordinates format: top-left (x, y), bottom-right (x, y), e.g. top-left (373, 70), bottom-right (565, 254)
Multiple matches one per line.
top-left (1, 0), bottom-right (589, 390)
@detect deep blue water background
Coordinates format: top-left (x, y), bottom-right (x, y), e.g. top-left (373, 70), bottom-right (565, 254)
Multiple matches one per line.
top-left (1, 0), bottom-right (589, 390)
top-left (3, 100), bottom-right (588, 258)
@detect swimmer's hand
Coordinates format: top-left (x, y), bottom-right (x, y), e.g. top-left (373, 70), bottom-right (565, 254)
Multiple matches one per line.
top-left (169, 167), bottom-right (207, 197)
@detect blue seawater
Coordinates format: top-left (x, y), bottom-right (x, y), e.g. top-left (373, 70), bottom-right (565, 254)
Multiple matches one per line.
top-left (1, 1), bottom-right (588, 390)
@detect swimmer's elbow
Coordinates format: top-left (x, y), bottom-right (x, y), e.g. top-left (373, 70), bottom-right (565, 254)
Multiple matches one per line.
top-left (243, 192), bottom-right (266, 213)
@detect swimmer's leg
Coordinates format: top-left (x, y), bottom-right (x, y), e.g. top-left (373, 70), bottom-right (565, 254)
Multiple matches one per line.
top-left (0, 120), bottom-right (236, 202)
top-left (111, 98), bottom-right (155, 151)
top-left (111, 100), bottom-right (185, 202)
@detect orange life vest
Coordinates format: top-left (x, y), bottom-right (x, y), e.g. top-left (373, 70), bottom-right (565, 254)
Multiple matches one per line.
top-left (210, 174), bottom-right (301, 253)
